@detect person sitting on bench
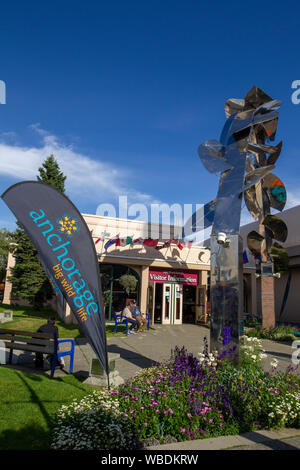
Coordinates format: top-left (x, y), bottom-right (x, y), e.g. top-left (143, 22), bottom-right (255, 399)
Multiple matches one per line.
top-left (122, 305), bottom-right (138, 335)
top-left (35, 317), bottom-right (64, 369)
top-left (130, 300), bottom-right (147, 332)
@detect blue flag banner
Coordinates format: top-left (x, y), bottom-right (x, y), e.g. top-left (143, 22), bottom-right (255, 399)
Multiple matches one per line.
top-left (2, 181), bottom-right (109, 376)
top-left (243, 250), bottom-right (249, 264)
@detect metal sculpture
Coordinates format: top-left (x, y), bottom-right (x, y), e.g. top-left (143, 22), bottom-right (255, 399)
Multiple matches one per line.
top-left (184, 86), bottom-right (287, 360)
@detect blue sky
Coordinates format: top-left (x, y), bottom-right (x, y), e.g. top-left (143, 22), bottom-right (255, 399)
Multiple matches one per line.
top-left (1, 0), bottom-right (300, 231)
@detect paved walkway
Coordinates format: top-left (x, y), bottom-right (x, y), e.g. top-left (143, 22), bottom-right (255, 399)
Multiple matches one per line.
top-left (149, 428), bottom-right (300, 450)
top-left (5, 324), bottom-right (297, 380)
top-left (75, 324), bottom-right (296, 380)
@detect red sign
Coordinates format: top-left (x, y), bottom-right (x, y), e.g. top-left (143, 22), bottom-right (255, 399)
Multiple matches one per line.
top-left (149, 270), bottom-right (198, 285)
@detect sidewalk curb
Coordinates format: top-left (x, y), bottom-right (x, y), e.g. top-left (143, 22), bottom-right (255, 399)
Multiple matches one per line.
top-left (147, 428), bottom-right (300, 450)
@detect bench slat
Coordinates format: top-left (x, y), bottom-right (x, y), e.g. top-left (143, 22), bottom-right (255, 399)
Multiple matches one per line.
top-left (2, 341), bottom-right (54, 354)
top-left (0, 328), bottom-right (53, 339)
top-left (0, 334), bottom-right (54, 346)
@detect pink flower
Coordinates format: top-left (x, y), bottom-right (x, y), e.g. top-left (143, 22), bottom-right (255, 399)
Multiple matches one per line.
top-left (164, 411), bottom-right (168, 415)
top-left (144, 423), bottom-right (148, 426)
top-left (169, 408), bottom-right (174, 414)
top-left (180, 428), bottom-right (186, 433)
top-left (187, 413), bottom-right (192, 418)
top-left (220, 423), bottom-right (224, 427)
top-left (155, 409), bottom-right (160, 413)
top-left (209, 419), bottom-right (213, 423)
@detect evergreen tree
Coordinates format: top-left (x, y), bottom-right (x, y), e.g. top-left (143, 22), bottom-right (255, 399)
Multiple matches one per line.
top-left (9, 155), bottom-right (66, 308)
top-left (37, 154), bottom-right (66, 192)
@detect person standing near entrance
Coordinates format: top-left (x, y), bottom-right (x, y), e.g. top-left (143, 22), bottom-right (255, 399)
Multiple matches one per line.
top-left (122, 305), bottom-right (138, 334)
top-left (130, 300), bottom-right (147, 332)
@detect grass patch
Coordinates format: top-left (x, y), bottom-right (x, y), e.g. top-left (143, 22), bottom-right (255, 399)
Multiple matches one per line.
top-left (0, 367), bottom-right (97, 450)
top-left (0, 303), bottom-right (82, 339)
top-left (0, 304), bottom-right (132, 338)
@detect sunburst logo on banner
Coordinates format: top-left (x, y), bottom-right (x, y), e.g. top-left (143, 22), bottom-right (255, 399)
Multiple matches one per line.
top-left (57, 215), bottom-right (79, 237)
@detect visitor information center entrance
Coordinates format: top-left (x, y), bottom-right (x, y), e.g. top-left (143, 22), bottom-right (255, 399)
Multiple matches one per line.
top-left (148, 269), bottom-right (199, 325)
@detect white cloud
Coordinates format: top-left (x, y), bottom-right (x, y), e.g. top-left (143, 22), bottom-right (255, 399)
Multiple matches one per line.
top-left (0, 126), bottom-right (157, 209)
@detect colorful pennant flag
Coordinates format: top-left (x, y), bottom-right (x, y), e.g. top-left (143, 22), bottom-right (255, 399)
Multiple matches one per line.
top-left (182, 240), bottom-right (193, 249)
top-left (119, 236), bottom-right (133, 247)
top-left (131, 237), bottom-right (143, 245)
top-left (104, 235), bottom-right (119, 250)
top-left (243, 250), bottom-right (249, 264)
top-left (143, 238), bottom-right (159, 248)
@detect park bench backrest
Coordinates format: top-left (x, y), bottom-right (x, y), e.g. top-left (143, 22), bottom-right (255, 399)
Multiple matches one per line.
top-left (0, 328), bottom-right (55, 354)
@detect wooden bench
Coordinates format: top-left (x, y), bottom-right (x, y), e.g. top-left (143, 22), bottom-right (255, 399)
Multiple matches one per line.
top-left (0, 328), bottom-right (74, 378)
top-left (114, 312), bottom-right (150, 334)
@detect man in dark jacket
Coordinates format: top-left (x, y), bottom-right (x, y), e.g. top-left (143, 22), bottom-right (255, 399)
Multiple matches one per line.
top-left (35, 316), bottom-right (64, 369)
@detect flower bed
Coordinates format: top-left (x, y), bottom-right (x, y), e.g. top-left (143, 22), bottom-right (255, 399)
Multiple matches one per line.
top-left (51, 338), bottom-right (300, 450)
top-left (246, 325), bottom-right (300, 343)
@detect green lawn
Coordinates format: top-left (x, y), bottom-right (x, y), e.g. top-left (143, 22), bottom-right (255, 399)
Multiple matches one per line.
top-left (0, 303), bottom-right (128, 338)
top-left (0, 303), bottom-right (82, 339)
top-left (0, 367), bottom-right (97, 450)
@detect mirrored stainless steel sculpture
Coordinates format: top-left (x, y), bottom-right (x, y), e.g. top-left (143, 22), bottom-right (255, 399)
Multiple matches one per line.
top-left (184, 86), bottom-right (287, 360)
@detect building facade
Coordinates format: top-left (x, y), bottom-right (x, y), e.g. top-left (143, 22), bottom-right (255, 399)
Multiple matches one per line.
top-left (4, 206), bottom-right (298, 326)
top-left (241, 205), bottom-right (300, 325)
top-left (3, 213), bottom-right (211, 326)
top-left (83, 214), bottom-right (210, 327)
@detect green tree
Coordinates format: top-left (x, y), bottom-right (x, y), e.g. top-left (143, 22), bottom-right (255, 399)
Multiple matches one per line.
top-left (9, 155), bottom-right (66, 308)
top-left (37, 154), bottom-right (66, 192)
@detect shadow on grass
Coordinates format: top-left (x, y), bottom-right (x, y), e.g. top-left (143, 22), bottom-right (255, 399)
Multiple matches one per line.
top-left (0, 424), bottom-right (51, 450)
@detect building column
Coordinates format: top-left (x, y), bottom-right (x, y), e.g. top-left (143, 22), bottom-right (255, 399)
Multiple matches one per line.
top-left (140, 265), bottom-right (149, 317)
top-left (251, 272), bottom-right (257, 318)
top-left (63, 303), bottom-right (78, 325)
top-left (2, 250), bottom-right (16, 305)
top-left (196, 270), bottom-right (208, 323)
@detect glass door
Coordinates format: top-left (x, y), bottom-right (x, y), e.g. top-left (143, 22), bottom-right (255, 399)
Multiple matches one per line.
top-left (162, 284), bottom-right (171, 324)
top-left (174, 284), bottom-right (183, 324)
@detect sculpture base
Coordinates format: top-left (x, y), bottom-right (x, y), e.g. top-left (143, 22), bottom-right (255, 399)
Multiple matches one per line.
top-left (261, 276), bottom-right (276, 329)
top-left (209, 234), bottom-right (243, 364)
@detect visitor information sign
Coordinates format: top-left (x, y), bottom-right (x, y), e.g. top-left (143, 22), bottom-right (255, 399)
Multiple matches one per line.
top-left (149, 270), bottom-right (198, 285)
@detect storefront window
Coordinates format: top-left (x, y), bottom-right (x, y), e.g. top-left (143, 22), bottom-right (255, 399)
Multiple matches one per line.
top-left (99, 264), bottom-right (140, 321)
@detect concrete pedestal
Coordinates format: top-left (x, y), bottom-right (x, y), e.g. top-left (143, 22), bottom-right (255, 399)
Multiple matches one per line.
top-left (83, 352), bottom-right (124, 388)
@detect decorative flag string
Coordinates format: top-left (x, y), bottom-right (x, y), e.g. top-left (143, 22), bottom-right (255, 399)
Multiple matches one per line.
top-left (96, 234), bottom-right (194, 251)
